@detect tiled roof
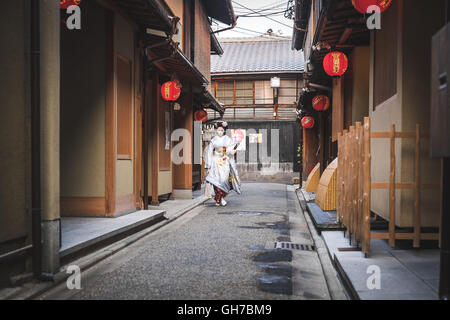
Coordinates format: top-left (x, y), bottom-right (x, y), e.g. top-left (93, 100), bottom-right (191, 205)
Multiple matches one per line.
top-left (211, 37), bottom-right (305, 74)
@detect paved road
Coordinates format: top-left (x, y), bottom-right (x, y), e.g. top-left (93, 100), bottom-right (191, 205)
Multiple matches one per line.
top-left (38, 183), bottom-right (335, 300)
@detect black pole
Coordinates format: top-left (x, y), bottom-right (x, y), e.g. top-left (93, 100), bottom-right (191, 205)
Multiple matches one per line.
top-left (439, 0), bottom-right (450, 301)
top-left (440, 158), bottom-right (450, 300)
top-left (31, 0), bottom-right (42, 277)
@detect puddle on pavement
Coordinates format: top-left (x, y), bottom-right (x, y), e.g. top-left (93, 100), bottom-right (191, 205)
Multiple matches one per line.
top-left (238, 226), bottom-right (265, 230)
top-left (255, 221), bottom-right (290, 235)
top-left (256, 263), bottom-right (292, 277)
top-left (303, 292), bottom-right (324, 299)
top-left (277, 236), bottom-right (290, 242)
top-left (252, 249), bottom-right (292, 263)
top-left (299, 270), bottom-right (319, 279)
top-left (251, 249), bottom-right (294, 295)
top-left (246, 245), bottom-right (266, 250)
top-left (256, 275), bottom-right (292, 295)
top-left (217, 211), bottom-right (273, 216)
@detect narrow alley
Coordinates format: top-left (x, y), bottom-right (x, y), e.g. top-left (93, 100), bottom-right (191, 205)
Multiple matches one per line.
top-left (36, 183), bottom-right (343, 300)
top-left (1, 0), bottom-right (449, 305)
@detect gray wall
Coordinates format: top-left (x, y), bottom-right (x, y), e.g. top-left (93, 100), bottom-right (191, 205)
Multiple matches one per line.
top-left (369, 0), bottom-right (445, 227)
top-left (60, 0), bottom-right (107, 198)
top-left (0, 0), bottom-right (32, 286)
top-left (227, 120), bottom-right (301, 183)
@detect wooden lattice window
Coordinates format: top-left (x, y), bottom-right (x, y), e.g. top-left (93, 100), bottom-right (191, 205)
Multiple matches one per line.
top-left (235, 81), bottom-right (253, 105)
top-left (255, 81), bottom-right (274, 105)
top-left (216, 81), bottom-right (234, 105)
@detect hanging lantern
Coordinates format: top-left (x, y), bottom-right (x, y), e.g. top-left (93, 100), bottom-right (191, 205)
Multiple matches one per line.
top-left (301, 116), bottom-right (315, 129)
top-left (161, 81), bottom-right (181, 101)
top-left (60, 0), bottom-right (82, 9)
top-left (323, 51), bottom-right (348, 77)
top-left (351, 0), bottom-right (392, 14)
top-left (312, 95), bottom-right (330, 112)
top-left (194, 110), bottom-right (208, 123)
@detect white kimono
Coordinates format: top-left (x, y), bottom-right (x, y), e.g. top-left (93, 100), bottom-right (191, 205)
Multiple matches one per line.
top-left (204, 135), bottom-right (242, 195)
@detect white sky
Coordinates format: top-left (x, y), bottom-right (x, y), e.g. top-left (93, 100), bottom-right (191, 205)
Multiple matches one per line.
top-left (213, 0), bottom-right (294, 39)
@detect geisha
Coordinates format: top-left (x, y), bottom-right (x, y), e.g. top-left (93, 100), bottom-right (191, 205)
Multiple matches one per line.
top-left (204, 121), bottom-right (242, 206)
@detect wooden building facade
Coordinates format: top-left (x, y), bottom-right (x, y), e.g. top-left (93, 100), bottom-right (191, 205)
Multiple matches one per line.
top-left (293, 0), bottom-right (450, 297)
top-left (0, 0), bottom-right (233, 288)
top-left (208, 38), bottom-right (304, 182)
top-left (294, 0), bottom-right (447, 228)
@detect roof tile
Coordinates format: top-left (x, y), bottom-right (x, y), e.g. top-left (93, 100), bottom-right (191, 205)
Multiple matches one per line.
top-left (211, 38), bottom-right (305, 74)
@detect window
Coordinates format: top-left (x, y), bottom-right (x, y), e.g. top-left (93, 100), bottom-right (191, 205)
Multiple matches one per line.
top-left (278, 80), bottom-right (297, 105)
top-left (235, 81), bottom-right (253, 105)
top-left (216, 81), bottom-right (234, 105)
top-left (214, 79), bottom-right (300, 107)
top-left (117, 56), bottom-right (132, 159)
top-left (255, 81), bottom-right (274, 105)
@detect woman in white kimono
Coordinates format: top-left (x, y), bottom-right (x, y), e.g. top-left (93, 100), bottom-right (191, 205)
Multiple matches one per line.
top-left (205, 121), bottom-right (242, 206)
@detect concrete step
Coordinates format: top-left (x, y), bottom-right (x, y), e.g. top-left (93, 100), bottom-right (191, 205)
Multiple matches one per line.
top-left (60, 210), bottom-right (166, 264)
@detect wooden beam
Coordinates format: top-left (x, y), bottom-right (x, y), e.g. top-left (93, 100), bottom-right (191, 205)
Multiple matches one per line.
top-left (414, 124), bottom-right (421, 248)
top-left (389, 124), bottom-right (396, 248)
top-left (223, 104), bottom-right (296, 109)
top-left (151, 73), bottom-right (160, 205)
top-left (371, 232), bottom-right (440, 241)
top-left (105, 10), bottom-right (116, 216)
top-left (339, 27), bottom-right (353, 44)
top-left (363, 117), bottom-right (371, 256)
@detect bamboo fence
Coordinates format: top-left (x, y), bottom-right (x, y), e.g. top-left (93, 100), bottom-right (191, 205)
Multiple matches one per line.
top-left (337, 117), bottom-right (440, 257)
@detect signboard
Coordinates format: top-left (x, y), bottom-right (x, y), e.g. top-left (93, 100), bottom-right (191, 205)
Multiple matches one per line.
top-left (230, 129), bottom-right (246, 151)
top-left (249, 133), bottom-right (263, 144)
top-left (165, 111), bottom-right (170, 150)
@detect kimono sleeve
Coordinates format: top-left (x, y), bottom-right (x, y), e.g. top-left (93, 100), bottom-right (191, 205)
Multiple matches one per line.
top-left (204, 137), bottom-right (215, 169)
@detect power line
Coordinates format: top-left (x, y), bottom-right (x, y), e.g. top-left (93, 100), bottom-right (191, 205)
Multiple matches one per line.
top-left (232, 1), bottom-right (293, 29)
top-left (234, 2), bottom-right (286, 15)
top-left (235, 26), bottom-right (266, 35)
top-left (226, 29), bottom-right (261, 37)
top-left (237, 10), bottom-right (288, 18)
top-left (248, 0), bottom-right (288, 10)
top-left (233, 2), bottom-right (287, 17)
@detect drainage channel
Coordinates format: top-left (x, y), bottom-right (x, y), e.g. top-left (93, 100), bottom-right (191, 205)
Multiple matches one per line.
top-left (274, 242), bottom-right (316, 251)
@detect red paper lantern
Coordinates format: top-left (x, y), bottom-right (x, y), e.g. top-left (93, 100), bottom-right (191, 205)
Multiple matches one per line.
top-left (301, 116), bottom-right (315, 129)
top-left (312, 95), bottom-right (330, 112)
top-left (323, 51), bottom-right (348, 77)
top-left (194, 110), bottom-right (208, 123)
top-left (351, 0), bottom-right (392, 14)
top-left (60, 0), bottom-right (82, 9)
top-left (161, 81), bottom-right (181, 101)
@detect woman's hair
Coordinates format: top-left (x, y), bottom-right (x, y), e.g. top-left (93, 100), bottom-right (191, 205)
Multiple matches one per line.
top-left (215, 121), bottom-right (228, 132)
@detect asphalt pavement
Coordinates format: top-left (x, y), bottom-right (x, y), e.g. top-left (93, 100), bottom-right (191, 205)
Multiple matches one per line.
top-left (36, 182), bottom-right (343, 300)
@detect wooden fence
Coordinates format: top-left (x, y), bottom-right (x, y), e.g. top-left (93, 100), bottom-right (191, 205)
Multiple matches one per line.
top-left (337, 117), bottom-right (440, 257)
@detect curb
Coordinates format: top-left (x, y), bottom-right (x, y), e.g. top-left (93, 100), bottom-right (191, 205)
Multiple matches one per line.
top-left (2, 196), bottom-right (210, 300)
top-left (295, 188), bottom-right (348, 300)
